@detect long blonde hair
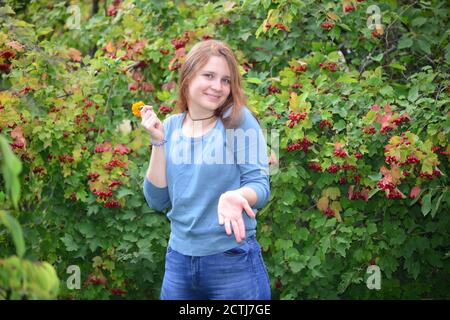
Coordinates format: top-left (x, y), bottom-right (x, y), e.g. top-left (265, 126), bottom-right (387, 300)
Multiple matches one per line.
top-left (175, 39), bottom-right (247, 128)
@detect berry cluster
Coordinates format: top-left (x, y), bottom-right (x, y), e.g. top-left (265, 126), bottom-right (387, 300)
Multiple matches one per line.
top-left (341, 163), bottom-right (357, 172)
top-left (16, 86), bottom-right (32, 95)
top-left (319, 61), bottom-right (337, 72)
top-left (333, 148), bottom-right (348, 158)
top-left (217, 17), bottom-right (231, 25)
top-left (385, 155), bottom-right (398, 164)
top-left (171, 37), bottom-right (189, 50)
top-left (290, 64), bottom-right (307, 73)
top-left (418, 170), bottom-right (441, 180)
top-left (106, 0), bottom-right (121, 17)
top-left (10, 141), bottom-right (24, 150)
top-left (89, 142), bottom-right (130, 208)
top-left (267, 85), bottom-right (281, 95)
top-left (392, 114), bottom-right (410, 126)
top-left (110, 287), bottom-right (127, 295)
top-left (286, 138), bottom-right (312, 152)
top-left (349, 190), bottom-right (367, 200)
top-left (88, 172), bottom-right (100, 180)
top-left (104, 199), bottom-right (121, 208)
top-left (344, 5), bottom-right (356, 13)
top-left (324, 208), bottom-right (335, 217)
top-left (32, 166), bottom-right (45, 175)
top-left (327, 164), bottom-right (340, 173)
top-left (159, 104), bottom-right (173, 115)
top-left (308, 162), bottom-right (322, 172)
top-left (75, 112), bottom-right (90, 125)
top-left (93, 188), bottom-right (113, 198)
top-left (109, 180), bottom-right (123, 188)
top-left (288, 111), bottom-right (307, 128)
top-left (387, 189), bottom-right (404, 199)
top-left (371, 30), bottom-right (382, 39)
top-left (319, 119), bottom-right (332, 129)
top-left (59, 155), bottom-right (74, 163)
top-left (377, 179), bottom-right (396, 190)
top-left (363, 126), bottom-right (376, 135)
top-left (291, 83), bottom-right (303, 89)
top-left (380, 125), bottom-right (394, 134)
top-left (104, 158), bottom-right (127, 170)
top-left (320, 21), bottom-right (334, 30)
top-left (85, 274), bottom-right (107, 286)
top-left (405, 155), bottom-right (420, 164)
top-left (0, 49), bottom-right (15, 74)
top-left (265, 23), bottom-right (288, 31)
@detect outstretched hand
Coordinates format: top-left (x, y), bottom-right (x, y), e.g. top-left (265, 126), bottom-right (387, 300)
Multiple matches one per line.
top-left (217, 190), bottom-right (256, 243)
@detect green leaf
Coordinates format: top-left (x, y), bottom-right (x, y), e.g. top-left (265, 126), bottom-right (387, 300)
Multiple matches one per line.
top-left (0, 135), bottom-right (23, 209)
top-left (430, 193), bottom-right (444, 218)
top-left (368, 173), bottom-right (382, 182)
top-left (123, 233), bottom-right (138, 242)
top-left (61, 234), bottom-right (79, 252)
top-left (408, 86), bottom-right (419, 102)
top-left (307, 256), bottom-right (321, 269)
top-left (367, 222), bottom-right (377, 235)
top-left (246, 77), bottom-right (263, 85)
top-left (289, 260), bottom-right (306, 273)
top-left (117, 188), bottom-right (134, 199)
top-left (411, 17), bottom-right (427, 27)
top-left (333, 120), bottom-right (346, 131)
top-left (388, 62), bottom-right (406, 71)
top-left (421, 193), bottom-right (432, 216)
top-left (298, 227), bottom-right (309, 241)
top-left (0, 211), bottom-right (26, 258)
top-left (371, 53), bottom-right (384, 62)
top-left (398, 36), bottom-right (413, 49)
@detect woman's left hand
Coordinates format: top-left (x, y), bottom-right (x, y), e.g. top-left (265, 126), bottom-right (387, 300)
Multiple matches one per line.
top-left (217, 190), bottom-right (256, 243)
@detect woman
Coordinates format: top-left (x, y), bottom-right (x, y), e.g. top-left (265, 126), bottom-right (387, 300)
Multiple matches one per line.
top-left (141, 39), bottom-right (271, 300)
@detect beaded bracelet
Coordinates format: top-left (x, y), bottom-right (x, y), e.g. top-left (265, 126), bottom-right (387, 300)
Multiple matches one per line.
top-left (150, 139), bottom-right (167, 147)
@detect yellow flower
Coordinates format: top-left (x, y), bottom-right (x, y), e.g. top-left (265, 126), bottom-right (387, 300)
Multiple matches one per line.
top-left (132, 101), bottom-right (145, 117)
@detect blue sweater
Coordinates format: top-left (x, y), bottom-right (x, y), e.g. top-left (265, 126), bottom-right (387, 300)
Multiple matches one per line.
top-left (143, 106), bottom-right (270, 256)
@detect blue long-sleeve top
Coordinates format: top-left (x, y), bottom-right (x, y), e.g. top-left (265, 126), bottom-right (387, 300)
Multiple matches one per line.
top-left (143, 106), bottom-right (270, 256)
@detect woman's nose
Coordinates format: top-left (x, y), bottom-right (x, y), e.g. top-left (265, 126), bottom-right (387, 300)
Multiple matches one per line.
top-left (211, 79), bottom-right (223, 91)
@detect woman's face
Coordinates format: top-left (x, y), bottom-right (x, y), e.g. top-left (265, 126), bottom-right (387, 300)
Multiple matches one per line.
top-left (187, 55), bottom-right (231, 113)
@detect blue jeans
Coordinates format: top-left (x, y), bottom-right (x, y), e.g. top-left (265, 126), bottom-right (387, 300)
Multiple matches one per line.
top-left (160, 235), bottom-right (271, 300)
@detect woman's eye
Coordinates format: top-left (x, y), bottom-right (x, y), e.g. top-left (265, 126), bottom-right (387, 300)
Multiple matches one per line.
top-left (204, 74), bottom-right (213, 78)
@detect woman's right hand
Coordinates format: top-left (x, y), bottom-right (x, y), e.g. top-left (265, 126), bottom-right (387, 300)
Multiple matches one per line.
top-left (140, 105), bottom-right (165, 142)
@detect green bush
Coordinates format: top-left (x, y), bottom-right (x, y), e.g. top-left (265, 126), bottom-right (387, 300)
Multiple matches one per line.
top-left (0, 0), bottom-right (448, 299)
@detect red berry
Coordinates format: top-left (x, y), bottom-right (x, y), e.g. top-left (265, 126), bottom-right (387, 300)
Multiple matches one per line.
top-left (406, 155), bottom-right (420, 164)
top-left (128, 83), bottom-right (139, 91)
top-left (333, 149), bottom-right (348, 158)
top-left (106, 5), bottom-right (117, 17)
top-left (385, 155), bottom-right (398, 164)
top-left (344, 5), bottom-right (355, 13)
top-left (327, 164), bottom-right (340, 173)
top-left (308, 162), bottom-right (322, 172)
top-left (159, 48), bottom-right (169, 55)
top-left (320, 21), bottom-right (334, 30)
top-left (324, 207), bottom-right (335, 217)
top-left (104, 199), bottom-right (121, 208)
top-left (267, 85), bottom-right (281, 94)
top-left (275, 23), bottom-right (288, 31)
top-left (275, 279), bottom-right (282, 289)
top-left (377, 180), bottom-right (395, 190)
